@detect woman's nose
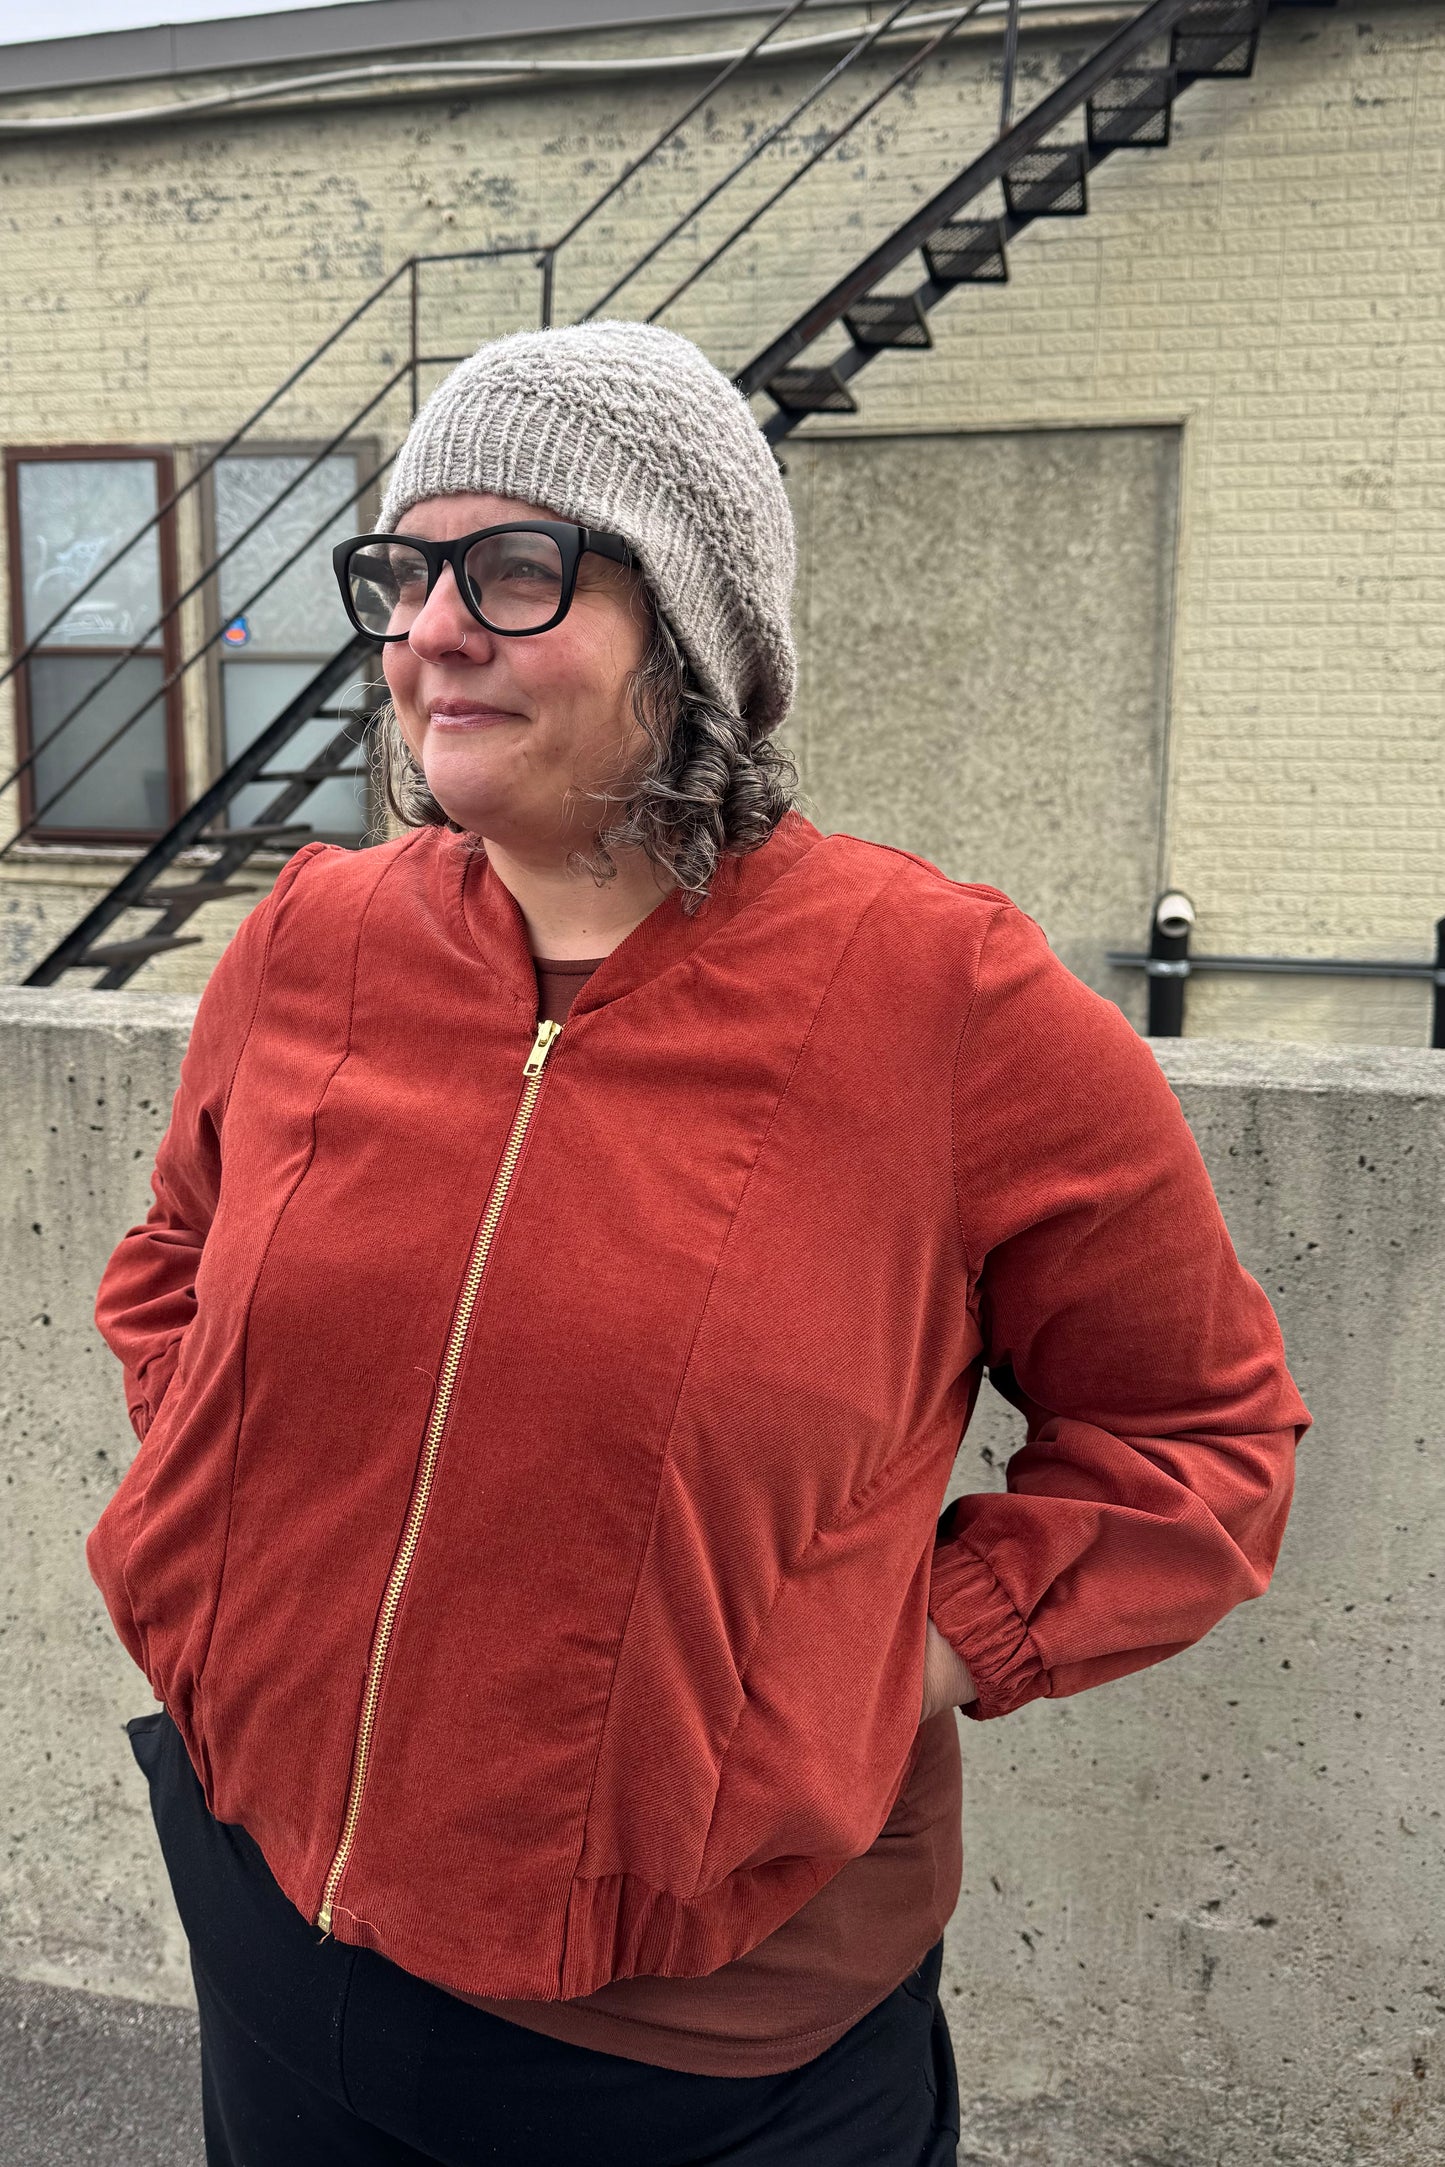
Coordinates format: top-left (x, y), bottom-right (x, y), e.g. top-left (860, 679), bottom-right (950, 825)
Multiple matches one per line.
top-left (407, 562), bottom-right (494, 662)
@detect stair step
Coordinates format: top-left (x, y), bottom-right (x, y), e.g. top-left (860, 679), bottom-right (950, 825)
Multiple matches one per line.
top-left (197, 823), bottom-right (314, 846)
top-left (1088, 68), bottom-right (1176, 151)
top-left (1171, 0), bottom-right (1264, 78)
top-left (843, 294), bottom-right (932, 351)
top-left (923, 217), bottom-right (1009, 287)
top-left (135, 880), bottom-right (260, 910)
top-left (79, 935), bottom-right (204, 969)
top-left (764, 366), bottom-right (858, 416)
top-left (1003, 146), bottom-right (1088, 220)
top-left (254, 767), bottom-right (367, 784)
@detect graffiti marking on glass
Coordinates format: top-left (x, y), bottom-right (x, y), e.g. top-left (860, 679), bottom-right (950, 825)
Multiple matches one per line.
top-left (18, 461), bottom-right (162, 648)
top-left (215, 456), bottom-right (359, 655)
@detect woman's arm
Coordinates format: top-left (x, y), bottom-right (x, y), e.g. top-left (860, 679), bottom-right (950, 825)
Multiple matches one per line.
top-left (95, 843), bottom-right (328, 1441)
top-left (929, 902), bottom-right (1311, 1722)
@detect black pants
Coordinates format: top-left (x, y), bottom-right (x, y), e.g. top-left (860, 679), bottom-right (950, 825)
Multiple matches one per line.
top-left (129, 1709), bottom-right (961, 2167)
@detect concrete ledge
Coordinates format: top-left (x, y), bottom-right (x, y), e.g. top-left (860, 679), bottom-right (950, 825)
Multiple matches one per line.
top-left (1152, 1034), bottom-right (1445, 1098)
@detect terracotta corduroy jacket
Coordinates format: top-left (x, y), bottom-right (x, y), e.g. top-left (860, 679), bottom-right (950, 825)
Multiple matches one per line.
top-left (87, 809), bottom-right (1309, 2003)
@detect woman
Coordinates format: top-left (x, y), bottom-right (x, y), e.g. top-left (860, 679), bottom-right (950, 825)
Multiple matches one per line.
top-left (87, 321), bottom-right (1309, 2167)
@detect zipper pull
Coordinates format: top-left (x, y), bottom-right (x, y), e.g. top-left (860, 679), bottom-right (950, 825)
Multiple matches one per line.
top-left (524, 1019), bottom-right (562, 1076)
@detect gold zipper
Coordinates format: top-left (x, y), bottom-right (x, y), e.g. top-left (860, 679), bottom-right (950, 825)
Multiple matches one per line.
top-left (316, 1016), bottom-right (563, 1936)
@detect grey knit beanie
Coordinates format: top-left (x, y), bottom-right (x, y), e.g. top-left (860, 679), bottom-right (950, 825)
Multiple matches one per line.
top-left (379, 320), bottom-right (796, 733)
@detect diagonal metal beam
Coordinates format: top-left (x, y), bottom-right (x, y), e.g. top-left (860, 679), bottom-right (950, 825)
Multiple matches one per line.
top-left (22, 636), bottom-right (373, 986)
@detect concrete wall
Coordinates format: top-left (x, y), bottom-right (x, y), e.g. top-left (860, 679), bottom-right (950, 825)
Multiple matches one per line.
top-left (785, 424), bottom-right (1181, 1026)
top-left (0, 4), bottom-right (1442, 1043)
top-left (1, 984), bottom-right (1440, 2165)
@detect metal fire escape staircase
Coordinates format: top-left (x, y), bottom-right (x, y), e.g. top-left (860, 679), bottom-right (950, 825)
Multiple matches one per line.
top-left (8, 0), bottom-right (1330, 988)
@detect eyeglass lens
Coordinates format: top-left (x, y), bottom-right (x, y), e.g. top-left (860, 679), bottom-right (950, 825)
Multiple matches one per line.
top-left (346, 532), bottom-right (567, 637)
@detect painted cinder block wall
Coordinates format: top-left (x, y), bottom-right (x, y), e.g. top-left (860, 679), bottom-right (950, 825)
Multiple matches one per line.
top-left (0, 2), bottom-right (1441, 1042)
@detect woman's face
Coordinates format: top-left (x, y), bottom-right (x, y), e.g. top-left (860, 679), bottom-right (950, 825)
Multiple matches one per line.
top-left (381, 491), bottom-right (654, 854)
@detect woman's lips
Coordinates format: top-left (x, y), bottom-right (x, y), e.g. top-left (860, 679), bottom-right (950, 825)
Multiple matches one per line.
top-left (427, 704), bottom-right (521, 730)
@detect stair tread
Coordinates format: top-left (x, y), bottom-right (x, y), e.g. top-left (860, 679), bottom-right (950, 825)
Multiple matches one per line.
top-left (254, 767), bottom-right (367, 783)
top-left (1088, 66), bottom-right (1175, 148)
top-left (1004, 145), bottom-right (1089, 218)
top-left (765, 366), bottom-right (859, 415)
top-left (923, 218), bottom-right (1008, 286)
top-left (197, 823), bottom-right (315, 843)
top-left (136, 880), bottom-right (260, 905)
top-left (843, 294), bottom-right (932, 350)
top-left (80, 935), bottom-right (204, 968)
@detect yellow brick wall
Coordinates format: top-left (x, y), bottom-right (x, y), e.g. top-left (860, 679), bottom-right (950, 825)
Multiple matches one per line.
top-left (0, 2), bottom-right (1439, 1039)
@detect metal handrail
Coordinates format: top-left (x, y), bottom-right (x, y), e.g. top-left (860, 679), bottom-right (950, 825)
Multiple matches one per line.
top-left (0, 8), bottom-right (836, 709)
top-left (576, 0), bottom-right (931, 324)
top-left (645, 0), bottom-right (989, 324)
top-left (1109, 903), bottom-right (1445, 1050)
top-left (0, 362), bottom-right (412, 805)
top-left (539, 0), bottom-right (812, 326)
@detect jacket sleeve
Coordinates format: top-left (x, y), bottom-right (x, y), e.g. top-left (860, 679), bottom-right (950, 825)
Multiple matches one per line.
top-left (94, 843), bottom-right (328, 1443)
top-left (927, 901), bottom-right (1311, 1722)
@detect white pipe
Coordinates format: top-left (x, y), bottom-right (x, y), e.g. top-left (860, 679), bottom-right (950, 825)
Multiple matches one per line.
top-left (0, 2), bottom-right (1130, 138)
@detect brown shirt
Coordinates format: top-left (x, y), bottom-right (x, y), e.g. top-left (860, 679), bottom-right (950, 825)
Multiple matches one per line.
top-left (446, 954), bottom-right (964, 2075)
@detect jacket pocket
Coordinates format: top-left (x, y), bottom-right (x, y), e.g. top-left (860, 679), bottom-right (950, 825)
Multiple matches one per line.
top-left (693, 1509), bottom-right (935, 1896)
top-left (111, 1360), bottom-right (239, 1750)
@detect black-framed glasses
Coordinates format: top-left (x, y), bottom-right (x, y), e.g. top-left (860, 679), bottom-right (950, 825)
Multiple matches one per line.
top-left (332, 520), bottom-right (636, 643)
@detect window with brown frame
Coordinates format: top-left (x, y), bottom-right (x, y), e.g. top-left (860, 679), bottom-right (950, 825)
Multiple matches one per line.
top-left (5, 446), bottom-right (185, 844)
top-left (200, 440), bottom-right (378, 843)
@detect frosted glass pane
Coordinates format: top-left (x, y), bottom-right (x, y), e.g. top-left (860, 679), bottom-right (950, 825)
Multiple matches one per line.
top-left (18, 460), bottom-right (162, 648)
top-left (30, 654), bottom-right (169, 831)
top-left (215, 455), bottom-right (361, 657)
top-left (222, 661), bottom-right (368, 840)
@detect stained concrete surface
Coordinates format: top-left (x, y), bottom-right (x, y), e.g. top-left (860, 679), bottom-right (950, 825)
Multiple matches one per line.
top-left (0, 1972), bottom-right (201, 2167)
top-left (785, 427), bottom-right (1182, 1032)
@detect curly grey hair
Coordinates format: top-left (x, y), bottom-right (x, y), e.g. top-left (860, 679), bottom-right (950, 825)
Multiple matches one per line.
top-left (367, 606), bottom-right (799, 915)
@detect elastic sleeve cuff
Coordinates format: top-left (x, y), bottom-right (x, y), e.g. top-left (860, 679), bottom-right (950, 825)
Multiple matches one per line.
top-left (125, 1336), bottom-right (184, 1444)
top-left (928, 1539), bottom-right (1048, 1721)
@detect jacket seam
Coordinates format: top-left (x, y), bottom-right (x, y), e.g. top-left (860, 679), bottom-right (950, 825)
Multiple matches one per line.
top-left (190, 840), bottom-right (414, 1714)
top-left (451, 835), bottom-right (536, 1015)
top-left (558, 857), bottom-right (921, 1970)
top-left (218, 842), bottom-right (326, 1122)
top-left (115, 845), bottom-right (338, 1669)
top-left (948, 900), bottom-right (1013, 1296)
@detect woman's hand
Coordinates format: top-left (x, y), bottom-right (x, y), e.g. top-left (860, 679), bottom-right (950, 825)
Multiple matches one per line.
top-left (921, 1618), bottom-right (978, 1721)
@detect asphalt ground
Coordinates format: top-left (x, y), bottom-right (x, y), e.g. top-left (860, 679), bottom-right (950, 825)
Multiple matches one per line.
top-left (0, 1972), bottom-right (202, 2167)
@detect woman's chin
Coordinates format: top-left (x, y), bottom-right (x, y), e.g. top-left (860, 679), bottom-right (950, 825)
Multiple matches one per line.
top-left (419, 754), bottom-right (515, 833)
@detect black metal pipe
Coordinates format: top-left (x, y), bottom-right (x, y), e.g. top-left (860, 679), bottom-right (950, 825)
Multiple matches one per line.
top-left (1108, 952), bottom-right (1444, 983)
top-left (1433, 916), bottom-right (1445, 1051)
top-left (1145, 896), bottom-right (1192, 1037)
top-left (998, 0), bottom-right (1022, 136)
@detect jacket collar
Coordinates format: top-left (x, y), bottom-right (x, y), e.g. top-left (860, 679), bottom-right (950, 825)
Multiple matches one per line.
top-left (448, 807), bottom-right (824, 1018)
